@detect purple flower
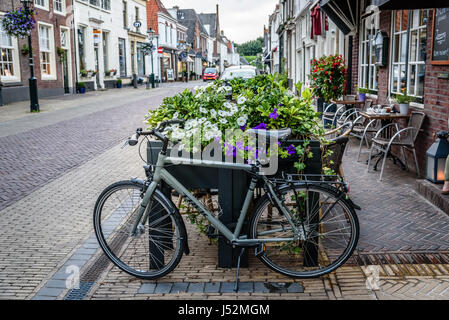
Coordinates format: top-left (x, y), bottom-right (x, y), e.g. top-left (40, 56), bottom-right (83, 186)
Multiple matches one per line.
top-left (269, 108), bottom-right (279, 120)
top-left (235, 141), bottom-right (244, 150)
top-left (253, 123), bottom-right (267, 130)
top-left (240, 125), bottom-right (246, 131)
top-left (286, 145), bottom-right (296, 155)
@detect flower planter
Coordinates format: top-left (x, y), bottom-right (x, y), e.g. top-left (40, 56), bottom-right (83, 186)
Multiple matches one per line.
top-left (79, 87), bottom-right (86, 94)
top-left (399, 103), bottom-right (409, 115)
top-left (147, 139), bottom-right (322, 268)
top-left (358, 93), bottom-right (366, 102)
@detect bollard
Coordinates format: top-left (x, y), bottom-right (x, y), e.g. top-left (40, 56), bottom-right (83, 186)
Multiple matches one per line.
top-left (0, 84), bottom-right (3, 106)
top-left (132, 74), bottom-right (138, 88)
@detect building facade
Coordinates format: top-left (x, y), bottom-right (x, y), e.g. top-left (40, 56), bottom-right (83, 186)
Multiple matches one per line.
top-left (0, 0), bottom-right (75, 104)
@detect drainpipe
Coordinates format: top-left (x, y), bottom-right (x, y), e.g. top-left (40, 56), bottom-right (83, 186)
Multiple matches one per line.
top-left (71, 0), bottom-right (78, 94)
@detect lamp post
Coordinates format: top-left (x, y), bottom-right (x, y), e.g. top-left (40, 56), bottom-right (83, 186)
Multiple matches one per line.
top-left (147, 28), bottom-right (158, 89)
top-left (181, 43), bottom-right (191, 83)
top-left (21, 0), bottom-right (39, 112)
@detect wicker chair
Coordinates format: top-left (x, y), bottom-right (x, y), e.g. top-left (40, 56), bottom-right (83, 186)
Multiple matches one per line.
top-left (366, 111), bottom-right (426, 181)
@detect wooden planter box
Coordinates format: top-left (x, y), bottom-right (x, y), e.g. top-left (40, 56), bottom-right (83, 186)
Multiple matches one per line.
top-left (146, 139), bottom-right (322, 268)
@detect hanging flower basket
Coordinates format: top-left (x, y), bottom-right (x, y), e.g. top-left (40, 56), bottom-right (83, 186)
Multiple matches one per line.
top-left (1, 8), bottom-right (36, 38)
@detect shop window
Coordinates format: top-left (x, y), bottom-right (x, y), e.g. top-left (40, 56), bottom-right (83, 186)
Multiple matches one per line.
top-left (390, 9), bottom-right (428, 99)
top-left (103, 32), bottom-right (109, 72)
top-left (359, 13), bottom-right (379, 91)
top-left (122, 1), bottom-right (128, 28)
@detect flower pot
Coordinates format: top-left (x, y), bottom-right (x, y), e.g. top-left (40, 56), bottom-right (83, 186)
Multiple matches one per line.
top-left (358, 93), bottom-right (366, 102)
top-left (399, 103), bottom-right (409, 115)
top-left (79, 87), bottom-right (86, 94)
top-left (117, 83), bottom-right (122, 88)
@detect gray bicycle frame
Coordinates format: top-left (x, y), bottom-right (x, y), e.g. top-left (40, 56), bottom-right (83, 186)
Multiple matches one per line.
top-left (131, 152), bottom-right (300, 245)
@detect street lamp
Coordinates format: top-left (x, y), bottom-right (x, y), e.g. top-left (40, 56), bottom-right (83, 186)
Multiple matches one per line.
top-left (147, 28), bottom-right (158, 89)
top-left (180, 42), bottom-right (191, 83)
top-left (21, 0), bottom-right (39, 112)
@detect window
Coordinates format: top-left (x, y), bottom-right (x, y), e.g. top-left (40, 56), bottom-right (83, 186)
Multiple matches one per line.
top-left (391, 9), bottom-right (428, 99)
top-left (122, 1), bottom-right (128, 28)
top-left (101, 0), bottom-right (110, 10)
top-left (359, 13), bottom-right (379, 91)
top-left (118, 38), bottom-right (126, 76)
top-left (53, 0), bottom-right (64, 14)
top-left (89, 0), bottom-right (99, 6)
top-left (77, 26), bottom-right (86, 70)
top-left (0, 24), bottom-right (15, 78)
top-left (60, 29), bottom-right (68, 48)
top-left (35, 0), bottom-right (47, 8)
top-left (39, 25), bottom-right (53, 76)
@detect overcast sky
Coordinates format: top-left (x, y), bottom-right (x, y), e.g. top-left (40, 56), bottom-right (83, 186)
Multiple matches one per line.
top-left (162, 0), bottom-right (277, 44)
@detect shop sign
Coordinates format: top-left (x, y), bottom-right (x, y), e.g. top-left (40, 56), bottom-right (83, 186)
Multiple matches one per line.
top-left (431, 8), bottom-right (449, 65)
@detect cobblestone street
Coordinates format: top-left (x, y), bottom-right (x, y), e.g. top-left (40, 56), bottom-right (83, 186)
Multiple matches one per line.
top-left (1, 84), bottom-right (449, 300)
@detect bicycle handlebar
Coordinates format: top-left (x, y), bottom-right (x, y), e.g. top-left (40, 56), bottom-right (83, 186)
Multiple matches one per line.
top-left (127, 119), bottom-right (185, 152)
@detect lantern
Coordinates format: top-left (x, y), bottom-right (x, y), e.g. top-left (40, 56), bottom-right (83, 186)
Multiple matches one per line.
top-left (426, 131), bottom-right (449, 183)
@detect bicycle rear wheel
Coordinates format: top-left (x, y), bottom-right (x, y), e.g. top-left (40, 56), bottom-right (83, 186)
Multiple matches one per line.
top-left (93, 181), bottom-right (186, 280)
top-left (250, 183), bottom-right (359, 278)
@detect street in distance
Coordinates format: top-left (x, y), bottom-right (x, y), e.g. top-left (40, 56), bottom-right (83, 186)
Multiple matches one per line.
top-left (178, 304), bottom-right (270, 317)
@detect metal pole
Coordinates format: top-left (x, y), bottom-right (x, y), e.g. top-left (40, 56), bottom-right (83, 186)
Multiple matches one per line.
top-left (151, 48), bottom-right (155, 88)
top-left (24, 1), bottom-right (39, 112)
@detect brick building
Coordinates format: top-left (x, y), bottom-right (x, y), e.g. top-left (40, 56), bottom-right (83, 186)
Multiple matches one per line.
top-left (321, 1), bottom-right (449, 174)
top-left (0, 0), bottom-right (75, 104)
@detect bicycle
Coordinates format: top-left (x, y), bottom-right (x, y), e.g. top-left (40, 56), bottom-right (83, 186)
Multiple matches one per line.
top-left (93, 119), bottom-right (361, 291)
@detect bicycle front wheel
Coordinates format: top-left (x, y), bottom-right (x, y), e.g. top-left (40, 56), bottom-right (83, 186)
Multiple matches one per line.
top-left (93, 181), bottom-right (186, 280)
top-left (250, 183), bottom-right (359, 278)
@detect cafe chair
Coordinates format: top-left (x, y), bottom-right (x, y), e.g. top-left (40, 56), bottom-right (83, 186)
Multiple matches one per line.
top-left (366, 111), bottom-right (425, 181)
top-left (322, 103), bottom-right (346, 128)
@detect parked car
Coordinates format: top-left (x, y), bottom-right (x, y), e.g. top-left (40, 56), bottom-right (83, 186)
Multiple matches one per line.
top-left (220, 66), bottom-right (259, 80)
top-left (202, 68), bottom-right (219, 82)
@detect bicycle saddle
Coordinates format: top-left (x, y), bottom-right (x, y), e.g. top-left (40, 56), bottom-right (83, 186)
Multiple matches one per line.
top-left (247, 128), bottom-right (292, 141)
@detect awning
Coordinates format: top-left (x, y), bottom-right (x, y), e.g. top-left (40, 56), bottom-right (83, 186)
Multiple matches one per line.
top-left (372, 0), bottom-right (449, 9)
top-left (320, 0), bottom-right (359, 35)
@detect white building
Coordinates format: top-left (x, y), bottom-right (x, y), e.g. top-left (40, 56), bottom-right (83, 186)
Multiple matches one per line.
top-left (73, 0), bottom-right (151, 90)
top-left (268, 0), bottom-right (347, 91)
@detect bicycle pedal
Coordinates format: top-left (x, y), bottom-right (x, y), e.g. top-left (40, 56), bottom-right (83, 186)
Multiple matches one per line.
top-left (255, 243), bottom-right (266, 257)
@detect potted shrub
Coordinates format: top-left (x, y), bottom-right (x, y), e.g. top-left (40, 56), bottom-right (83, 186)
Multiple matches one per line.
top-left (116, 79), bottom-right (122, 88)
top-left (395, 88), bottom-right (415, 115)
top-left (77, 82), bottom-right (86, 94)
top-left (80, 69), bottom-right (88, 78)
top-left (309, 54), bottom-right (347, 116)
top-left (21, 44), bottom-right (30, 55)
top-left (355, 86), bottom-right (370, 102)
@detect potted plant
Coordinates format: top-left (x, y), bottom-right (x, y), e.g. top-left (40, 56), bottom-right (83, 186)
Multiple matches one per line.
top-left (57, 46), bottom-right (66, 62)
top-left (395, 88), bottom-right (415, 115)
top-left (116, 79), bottom-right (122, 88)
top-left (105, 69), bottom-right (116, 77)
top-left (77, 82), bottom-right (86, 94)
top-left (355, 86), bottom-right (370, 102)
top-left (21, 44), bottom-right (30, 55)
top-left (309, 54), bottom-right (347, 116)
top-left (80, 69), bottom-right (88, 77)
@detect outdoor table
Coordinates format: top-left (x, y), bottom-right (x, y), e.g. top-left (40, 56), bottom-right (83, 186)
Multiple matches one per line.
top-left (359, 111), bottom-right (411, 171)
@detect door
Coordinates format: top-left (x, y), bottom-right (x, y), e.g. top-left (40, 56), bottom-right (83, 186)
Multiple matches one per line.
top-left (62, 49), bottom-right (69, 94)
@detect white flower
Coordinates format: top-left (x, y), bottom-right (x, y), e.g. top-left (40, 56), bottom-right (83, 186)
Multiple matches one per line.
top-left (237, 96), bottom-right (247, 105)
top-left (219, 118), bottom-right (228, 124)
top-left (210, 109), bottom-right (217, 118)
top-left (218, 110), bottom-right (227, 117)
top-left (195, 93), bottom-right (202, 99)
top-left (173, 112), bottom-right (179, 118)
top-left (237, 116), bottom-right (247, 126)
top-left (192, 147), bottom-right (199, 153)
top-left (224, 102), bottom-right (232, 109)
top-left (178, 143), bottom-right (185, 151)
top-left (200, 107), bottom-right (208, 114)
top-left (231, 106), bottom-right (239, 114)
top-left (198, 117), bottom-right (207, 124)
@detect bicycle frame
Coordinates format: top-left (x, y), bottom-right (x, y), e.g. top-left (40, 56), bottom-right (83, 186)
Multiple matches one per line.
top-left (131, 152), bottom-right (299, 246)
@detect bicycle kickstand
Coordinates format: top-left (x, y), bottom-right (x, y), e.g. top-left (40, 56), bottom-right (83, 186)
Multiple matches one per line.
top-left (234, 248), bottom-right (246, 292)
